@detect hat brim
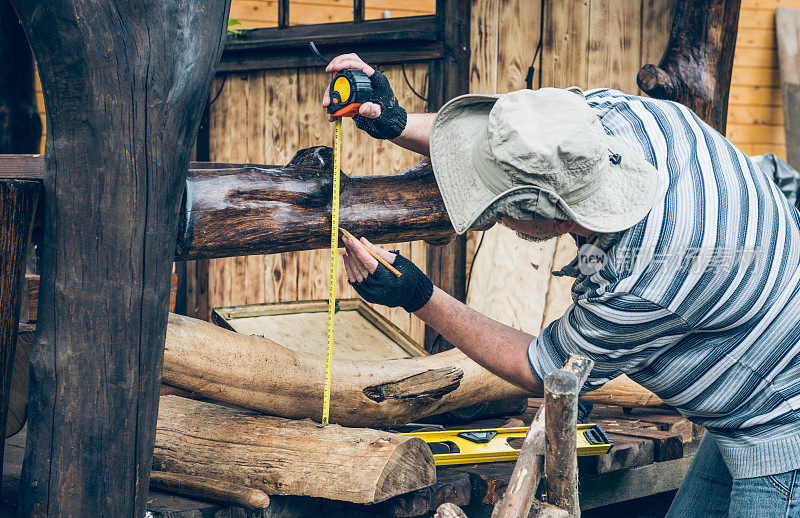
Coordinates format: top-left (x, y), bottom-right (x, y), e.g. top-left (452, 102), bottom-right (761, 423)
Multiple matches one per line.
top-left (429, 94), bottom-right (662, 235)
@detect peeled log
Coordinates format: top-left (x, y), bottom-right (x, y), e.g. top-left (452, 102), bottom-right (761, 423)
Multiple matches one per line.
top-left (162, 314), bottom-right (665, 429)
top-left (153, 395), bottom-right (435, 504)
top-left (163, 313), bottom-right (526, 428)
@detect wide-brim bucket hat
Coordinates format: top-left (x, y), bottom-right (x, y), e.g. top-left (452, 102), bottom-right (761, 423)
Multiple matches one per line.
top-left (429, 88), bottom-right (661, 235)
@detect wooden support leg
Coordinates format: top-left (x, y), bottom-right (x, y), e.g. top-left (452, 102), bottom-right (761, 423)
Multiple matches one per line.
top-left (0, 179), bottom-right (38, 479)
top-left (491, 355), bottom-right (593, 518)
top-left (9, 0), bottom-right (231, 515)
top-left (544, 370), bottom-right (580, 517)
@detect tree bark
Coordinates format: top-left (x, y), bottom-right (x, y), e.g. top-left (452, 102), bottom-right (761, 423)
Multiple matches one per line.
top-left (0, 0), bottom-right (41, 154)
top-left (10, 1), bottom-right (231, 515)
top-left (636, 0), bottom-right (741, 134)
top-left (544, 370), bottom-right (580, 517)
top-left (0, 180), bottom-right (38, 480)
top-left (153, 395), bottom-right (436, 504)
top-left (177, 147), bottom-right (464, 260)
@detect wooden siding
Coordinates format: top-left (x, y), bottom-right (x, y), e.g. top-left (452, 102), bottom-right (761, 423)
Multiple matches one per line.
top-left (726, 0), bottom-right (797, 158)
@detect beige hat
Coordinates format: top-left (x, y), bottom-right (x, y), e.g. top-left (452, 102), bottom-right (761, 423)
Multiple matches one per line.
top-left (429, 88), bottom-right (661, 235)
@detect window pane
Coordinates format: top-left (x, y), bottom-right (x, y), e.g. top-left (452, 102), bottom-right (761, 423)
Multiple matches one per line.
top-left (365, 0), bottom-right (435, 20)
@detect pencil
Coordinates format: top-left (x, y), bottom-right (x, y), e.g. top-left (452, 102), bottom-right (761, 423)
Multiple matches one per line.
top-left (339, 227), bottom-right (402, 277)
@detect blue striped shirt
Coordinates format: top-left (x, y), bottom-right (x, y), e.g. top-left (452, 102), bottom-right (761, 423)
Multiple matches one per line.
top-left (528, 88), bottom-right (800, 478)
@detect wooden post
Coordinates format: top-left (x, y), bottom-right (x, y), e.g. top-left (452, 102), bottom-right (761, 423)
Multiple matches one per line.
top-left (637, 0), bottom-right (741, 134)
top-left (9, 0), bottom-right (231, 515)
top-left (0, 0), bottom-right (41, 154)
top-left (0, 179), bottom-right (38, 479)
top-left (544, 370), bottom-right (580, 517)
top-left (491, 355), bottom-right (593, 518)
top-left (426, 0), bottom-right (471, 349)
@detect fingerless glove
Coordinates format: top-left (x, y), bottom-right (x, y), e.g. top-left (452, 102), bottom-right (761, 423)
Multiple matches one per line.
top-left (350, 252), bottom-right (433, 313)
top-left (353, 70), bottom-right (408, 140)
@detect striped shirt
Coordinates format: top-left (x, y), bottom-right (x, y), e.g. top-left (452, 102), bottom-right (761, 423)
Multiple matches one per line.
top-left (528, 88), bottom-right (800, 478)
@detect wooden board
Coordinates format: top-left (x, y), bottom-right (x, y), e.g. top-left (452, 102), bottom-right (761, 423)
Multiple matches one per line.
top-left (212, 298), bottom-right (427, 360)
top-left (777, 7), bottom-right (800, 169)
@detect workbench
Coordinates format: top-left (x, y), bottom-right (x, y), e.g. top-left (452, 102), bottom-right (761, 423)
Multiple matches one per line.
top-left (0, 399), bottom-right (701, 518)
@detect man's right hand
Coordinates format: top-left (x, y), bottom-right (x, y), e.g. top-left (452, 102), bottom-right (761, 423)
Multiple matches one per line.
top-left (322, 53), bottom-right (408, 140)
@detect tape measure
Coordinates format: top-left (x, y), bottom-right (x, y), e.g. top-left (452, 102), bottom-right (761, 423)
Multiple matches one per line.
top-left (327, 69), bottom-right (373, 118)
top-left (400, 424), bottom-right (613, 465)
top-left (321, 69), bottom-right (373, 426)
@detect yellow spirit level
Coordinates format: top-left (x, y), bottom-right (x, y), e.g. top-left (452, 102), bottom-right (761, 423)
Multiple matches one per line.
top-left (401, 424), bottom-right (613, 466)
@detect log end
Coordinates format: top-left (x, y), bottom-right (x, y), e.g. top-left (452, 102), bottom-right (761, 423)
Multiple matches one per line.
top-left (372, 435), bottom-right (437, 503)
top-left (637, 64), bottom-right (677, 100)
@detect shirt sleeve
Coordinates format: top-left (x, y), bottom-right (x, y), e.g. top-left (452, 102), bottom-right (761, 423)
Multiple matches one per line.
top-left (528, 291), bottom-right (689, 393)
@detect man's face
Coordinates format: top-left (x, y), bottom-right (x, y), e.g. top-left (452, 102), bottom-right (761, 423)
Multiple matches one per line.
top-left (500, 217), bottom-right (577, 242)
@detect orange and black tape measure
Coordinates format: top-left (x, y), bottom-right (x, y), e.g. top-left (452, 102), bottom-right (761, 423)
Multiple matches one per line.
top-left (327, 69), bottom-right (373, 118)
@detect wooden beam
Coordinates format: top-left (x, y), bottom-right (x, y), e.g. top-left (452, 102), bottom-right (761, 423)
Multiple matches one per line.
top-left (10, 0), bottom-right (231, 514)
top-left (637, 0), bottom-right (742, 134)
top-left (153, 395), bottom-right (436, 504)
top-left (544, 370), bottom-right (579, 517)
top-left (0, 180), bottom-right (37, 478)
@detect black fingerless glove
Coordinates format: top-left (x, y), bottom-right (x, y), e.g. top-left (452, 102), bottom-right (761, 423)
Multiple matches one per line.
top-left (354, 70), bottom-right (408, 140)
top-left (350, 252), bottom-right (433, 312)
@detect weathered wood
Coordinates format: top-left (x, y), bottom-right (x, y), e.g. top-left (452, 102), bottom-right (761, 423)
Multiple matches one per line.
top-left (637, 0), bottom-right (742, 134)
top-left (777, 8), bottom-right (800, 170)
top-left (592, 422), bottom-right (683, 462)
top-left (153, 396), bottom-right (436, 504)
top-left (149, 471), bottom-right (270, 510)
top-left (577, 433), bottom-right (655, 475)
top-left (375, 468), bottom-right (471, 517)
top-left (491, 355), bottom-right (593, 518)
top-left (162, 313), bottom-right (528, 428)
top-left (177, 147), bottom-right (466, 260)
top-left (6, 324), bottom-right (33, 438)
top-left (11, 0), bottom-right (231, 515)
top-left (0, 180), bottom-right (37, 479)
top-left (0, 0), bottom-right (41, 154)
top-left (544, 370), bottom-right (580, 517)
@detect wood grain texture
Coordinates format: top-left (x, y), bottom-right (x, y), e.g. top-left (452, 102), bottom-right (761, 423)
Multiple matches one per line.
top-left (153, 395), bottom-right (436, 504)
top-left (162, 313), bottom-right (531, 427)
top-left (11, 0), bottom-right (231, 515)
top-left (777, 7), bottom-right (800, 169)
top-left (587, 0), bottom-right (641, 93)
top-left (541, 0), bottom-right (590, 88)
top-left (0, 180), bottom-right (37, 478)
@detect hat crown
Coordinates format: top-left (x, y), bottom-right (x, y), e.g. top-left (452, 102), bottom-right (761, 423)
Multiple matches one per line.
top-left (486, 88), bottom-right (606, 200)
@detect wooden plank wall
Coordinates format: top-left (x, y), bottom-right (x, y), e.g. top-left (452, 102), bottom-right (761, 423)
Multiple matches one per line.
top-left (200, 65), bottom-right (430, 342)
top-left (727, 0), bottom-right (798, 159)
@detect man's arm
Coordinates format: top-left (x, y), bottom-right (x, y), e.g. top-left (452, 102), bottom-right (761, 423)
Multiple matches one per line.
top-left (414, 286), bottom-right (543, 394)
top-left (341, 233), bottom-right (543, 394)
top-left (323, 53), bottom-right (435, 156)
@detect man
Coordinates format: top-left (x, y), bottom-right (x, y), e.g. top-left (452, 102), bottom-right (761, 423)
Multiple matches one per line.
top-left (323, 54), bottom-right (800, 516)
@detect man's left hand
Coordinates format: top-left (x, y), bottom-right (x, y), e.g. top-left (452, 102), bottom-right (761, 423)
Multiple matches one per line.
top-left (341, 235), bottom-right (433, 313)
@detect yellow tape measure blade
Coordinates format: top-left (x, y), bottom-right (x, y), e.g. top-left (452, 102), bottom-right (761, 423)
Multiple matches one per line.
top-left (322, 117), bottom-right (342, 426)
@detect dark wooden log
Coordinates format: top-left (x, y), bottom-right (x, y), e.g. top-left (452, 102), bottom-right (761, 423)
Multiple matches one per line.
top-left (491, 355), bottom-right (593, 518)
top-left (10, 0), bottom-right (231, 515)
top-left (636, 0), bottom-right (741, 134)
top-left (0, 180), bottom-right (38, 482)
top-left (176, 146), bottom-right (466, 260)
top-left (0, 0), bottom-right (41, 154)
top-left (150, 471), bottom-right (271, 510)
top-left (2, 151), bottom-right (484, 261)
top-left (544, 370), bottom-right (580, 517)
